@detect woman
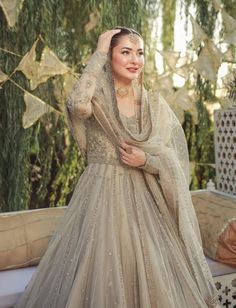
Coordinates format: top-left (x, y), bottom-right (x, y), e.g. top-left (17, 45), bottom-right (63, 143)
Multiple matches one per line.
top-left (15, 27), bottom-right (220, 308)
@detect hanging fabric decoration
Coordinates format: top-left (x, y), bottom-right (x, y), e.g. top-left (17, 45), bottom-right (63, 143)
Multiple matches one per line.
top-left (23, 92), bottom-right (56, 129)
top-left (0, 0), bottom-right (24, 27)
top-left (211, 0), bottom-right (222, 11)
top-left (158, 50), bottom-right (180, 71)
top-left (193, 40), bottom-right (222, 81)
top-left (34, 46), bottom-right (70, 90)
top-left (85, 10), bottom-right (100, 33)
top-left (16, 40), bottom-right (38, 85)
top-left (155, 72), bottom-right (173, 98)
top-left (0, 70), bottom-right (8, 83)
top-left (16, 40), bottom-right (70, 90)
top-left (221, 9), bottom-right (236, 46)
top-left (167, 86), bottom-right (198, 124)
top-left (157, 51), bottom-right (191, 79)
top-left (53, 72), bottom-right (78, 108)
top-left (190, 15), bottom-right (208, 48)
top-left (174, 55), bottom-right (191, 79)
top-left (175, 65), bottom-right (190, 79)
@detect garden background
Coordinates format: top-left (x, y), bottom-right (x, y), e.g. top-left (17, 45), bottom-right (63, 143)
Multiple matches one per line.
top-left (0, 0), bottom-right (235, 212)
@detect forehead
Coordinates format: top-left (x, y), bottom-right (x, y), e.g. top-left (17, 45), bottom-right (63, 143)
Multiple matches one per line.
top-left (115, 35), bottom-right (144, 49)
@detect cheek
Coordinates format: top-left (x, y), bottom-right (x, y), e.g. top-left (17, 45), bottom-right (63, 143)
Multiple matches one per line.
top-left (112, 54), bottom-right (127, 68)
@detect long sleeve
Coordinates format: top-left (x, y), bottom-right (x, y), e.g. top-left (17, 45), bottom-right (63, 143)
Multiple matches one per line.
top-left (66, 50), bottom-right (108, 119)
top-left (138, 152), bottom-right (160, 175)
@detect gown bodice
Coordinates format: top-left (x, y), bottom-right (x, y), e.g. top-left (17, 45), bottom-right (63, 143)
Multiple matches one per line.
top-left (85, 112), bottom-right (140, 166)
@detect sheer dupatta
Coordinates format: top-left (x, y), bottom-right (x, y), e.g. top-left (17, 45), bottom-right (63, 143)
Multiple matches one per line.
top-left (65, 52), bottom-right (219, 307)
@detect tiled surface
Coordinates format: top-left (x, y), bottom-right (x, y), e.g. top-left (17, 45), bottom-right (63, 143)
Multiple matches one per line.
top-left (214, 109), bottom-right (236, 196)
top-left (214, 273), bottom-right (236, 307)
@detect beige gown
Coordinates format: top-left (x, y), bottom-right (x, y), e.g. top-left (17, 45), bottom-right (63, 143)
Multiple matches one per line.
top-left (15, 51), bottom-right (220, 308)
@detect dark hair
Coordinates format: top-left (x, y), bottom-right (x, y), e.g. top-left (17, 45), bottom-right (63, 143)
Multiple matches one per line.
top-left (110, 26), bottom-right (142, 50)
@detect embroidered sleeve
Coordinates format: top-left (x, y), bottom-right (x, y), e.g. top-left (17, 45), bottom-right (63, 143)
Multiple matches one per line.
top-left (138, 152), bottom-right (160, 175)
top-left (66, 50), bottom-right (107, 119)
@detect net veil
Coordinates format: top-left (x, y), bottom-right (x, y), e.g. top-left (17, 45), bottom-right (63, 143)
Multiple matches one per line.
top-left (65, 53), bottom-right (219, 307)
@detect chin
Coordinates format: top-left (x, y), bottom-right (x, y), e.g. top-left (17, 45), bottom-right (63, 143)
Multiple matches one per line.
top-left (124, 73), bottom-right (140, 81)
top-left (113, 72), bottom-right (140, 83)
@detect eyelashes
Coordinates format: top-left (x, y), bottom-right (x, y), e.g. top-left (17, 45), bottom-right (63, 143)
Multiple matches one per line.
top-left (121, 51), bottom-right (144, 56)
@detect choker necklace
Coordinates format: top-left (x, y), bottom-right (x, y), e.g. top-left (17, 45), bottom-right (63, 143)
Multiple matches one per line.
top-left (116, 87), bottom-right (130, 97)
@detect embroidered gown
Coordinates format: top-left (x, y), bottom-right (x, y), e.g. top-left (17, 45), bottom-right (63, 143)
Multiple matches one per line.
top-left (15, 51), bottom-right (219, 308)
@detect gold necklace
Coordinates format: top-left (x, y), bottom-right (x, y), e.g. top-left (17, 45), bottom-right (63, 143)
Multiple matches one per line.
top-left (115, 87), bottom-right (129, 97)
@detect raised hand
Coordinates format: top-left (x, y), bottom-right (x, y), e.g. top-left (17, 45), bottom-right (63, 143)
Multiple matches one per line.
top-left (96, 29), bottom-right (121, 54)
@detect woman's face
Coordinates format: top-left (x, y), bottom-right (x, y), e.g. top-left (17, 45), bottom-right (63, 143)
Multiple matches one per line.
top-left (111, 35), bottom-right (144, 84)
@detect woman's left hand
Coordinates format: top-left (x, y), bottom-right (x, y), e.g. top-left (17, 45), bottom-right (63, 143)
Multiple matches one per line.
top-left (119, 141), bottom-right (146, 167)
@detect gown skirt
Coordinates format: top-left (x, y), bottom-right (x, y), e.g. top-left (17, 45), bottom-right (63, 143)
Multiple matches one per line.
top-left (15, 163), bottom-right (209, 308)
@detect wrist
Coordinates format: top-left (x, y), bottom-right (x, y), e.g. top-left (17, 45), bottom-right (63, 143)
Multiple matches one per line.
top-left (138, 153), bottom-right (147, 168)
top-left (95, 48), bottom-right (108, 56)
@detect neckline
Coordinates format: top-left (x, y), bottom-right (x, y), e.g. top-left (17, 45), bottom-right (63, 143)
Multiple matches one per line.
top-left (119, 111), bottom-right (136, 119)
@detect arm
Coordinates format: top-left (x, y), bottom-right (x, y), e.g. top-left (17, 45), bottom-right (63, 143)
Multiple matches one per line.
top-left (138, 152), bottom-right (160, 175)
top-left (119, 142), bottom-right (160, 175)
top-left (66, 50), bottom-right (107, 119)
top-left (66, 29), bottom-right (121, 119)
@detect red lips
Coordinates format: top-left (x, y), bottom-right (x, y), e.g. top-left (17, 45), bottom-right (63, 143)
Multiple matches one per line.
top-left (127, 67), bottom-right (139, 73)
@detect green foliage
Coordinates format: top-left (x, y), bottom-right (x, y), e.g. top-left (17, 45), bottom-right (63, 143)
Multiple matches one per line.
top-left (0, 0), bottom-right (78, 212)
top-left (162, 0), bottom-right (176, 49)
top-left (222, 0), bottom-right (236, 18)
top-left (1, 0), bottom-right (230, 211)
top-left (184, 0), bottom-right (217, 189)
top-left (0, 10), bottom-right (33, 211)
top-left (0, 0), bottom-right (158, 212)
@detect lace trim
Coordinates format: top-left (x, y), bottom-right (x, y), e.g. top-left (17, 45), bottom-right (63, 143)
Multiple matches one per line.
top-left (66, 50), bottom-right (107, 119)
top-left (205, 294), bottom-right (219, 307)
top-left (139, 152), bottom-right (160, 175)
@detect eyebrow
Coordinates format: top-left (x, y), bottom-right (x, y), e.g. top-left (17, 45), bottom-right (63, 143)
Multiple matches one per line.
top-left (121, 47), bottom-right (143, 51)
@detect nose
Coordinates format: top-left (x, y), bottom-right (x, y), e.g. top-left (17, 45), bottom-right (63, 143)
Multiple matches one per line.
top-left (131, 53), bottom-right (138, 64)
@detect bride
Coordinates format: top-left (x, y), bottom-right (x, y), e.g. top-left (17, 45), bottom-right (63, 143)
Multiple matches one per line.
top-left (15, 26), bottom-right (220, 308)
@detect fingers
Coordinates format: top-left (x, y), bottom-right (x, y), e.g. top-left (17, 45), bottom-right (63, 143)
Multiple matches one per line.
top-left (120, 154), bottom-right (132, 165)
top-left (119, 141), bottom-right (131, 150)
top-left (119, 145), bottom-right (132, 164)
top-left (96, 29), bottom-right (121, 54)
top-left (99, 29), bottom-right (121, 41)
top-left (118, 141), bottom-right (146, 167)
top-left (101, 29), bottom-right (121, 36)
top-left (119, 143), bottom-right (135, 166)
top-left (119, 142), bottom-right (133, 156)
top-left (119, 146), bottom-right (129, 156)
top-left (119, 146), bottom-right (134, 158)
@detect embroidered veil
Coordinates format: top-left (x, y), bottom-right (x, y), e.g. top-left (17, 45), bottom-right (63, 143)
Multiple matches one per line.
top-left (65, 50), bottom-right (219, 307)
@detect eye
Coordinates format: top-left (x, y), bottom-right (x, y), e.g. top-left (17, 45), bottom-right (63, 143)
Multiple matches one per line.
top-left (138, 51), bottom-right (144, 56)
top-left (121, 50), bottom-right (129, 55)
